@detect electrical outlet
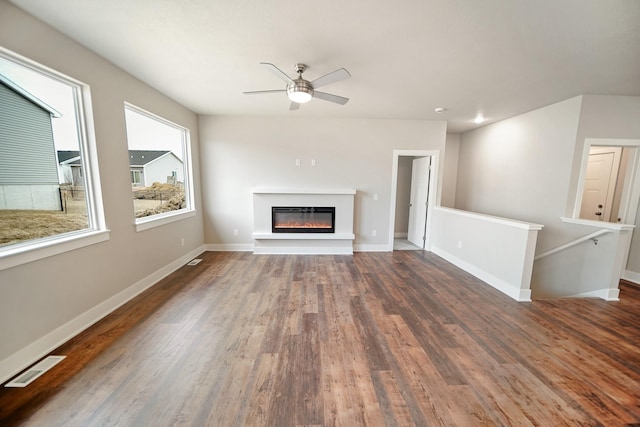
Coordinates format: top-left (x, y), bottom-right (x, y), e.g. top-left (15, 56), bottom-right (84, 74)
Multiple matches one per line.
top-left (372, 230), bottom-right (377, 237)
top-left (233, 229), bottom-right (239, 236)
top-left (458, 241), bottom-right (462, 248)
top-left (373, 193), bottom-right (378, 201)
top-left (311, 159), bottom-right (316, 166)
top-left (181, 238), bottom-right (185, 246)
top-left (295, 159), bottom-right (301, 166)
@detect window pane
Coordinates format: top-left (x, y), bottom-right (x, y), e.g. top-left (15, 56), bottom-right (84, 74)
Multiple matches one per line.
top-left (0, 53), bottom-right (91, 248)
top-left (124, 105), bottom-right (191, 220)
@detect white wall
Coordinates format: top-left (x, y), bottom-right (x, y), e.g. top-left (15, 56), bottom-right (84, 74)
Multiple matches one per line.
top-left (144, 153), bottom-right (184, 186)
top-left (455, 94), bottom-right (640, 297)
top-left (455, 97), bottom-right (583, 253)
top-left (0, 1), bottom-right (204, 381)
top-left (430, 207), bottom-right (542, 301)
top-left (570, 96), bottom-right (640, 275)
top-left (441, 133), bottom-right (460, 208)
top-left (198, 117), bottom-right (446, 250)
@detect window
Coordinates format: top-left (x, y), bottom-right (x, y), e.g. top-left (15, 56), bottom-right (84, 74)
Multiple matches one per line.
top-left (131, 170), bottom-right (143, 186)
top-left (124, 103), bottom-right (194, 230)
top-left (0, 47), bottom-right (107, 270)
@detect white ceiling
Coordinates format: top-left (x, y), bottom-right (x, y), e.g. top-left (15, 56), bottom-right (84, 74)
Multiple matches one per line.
top-left (9, 0), bottom-right (640, 133)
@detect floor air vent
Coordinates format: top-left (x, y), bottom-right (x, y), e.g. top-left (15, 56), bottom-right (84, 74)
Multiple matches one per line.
top-left (187, 258), bottom-right (203, 266)
top-left (5, 355), bottom-right (66, 388)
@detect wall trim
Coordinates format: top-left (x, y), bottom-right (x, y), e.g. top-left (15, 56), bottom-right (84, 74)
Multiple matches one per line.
top-left (0, 245), bottom-right (206, 384)
top-left (567, 288), bottom-right (620, 301)
top-left (253, 246), bottom-right (353, 255)
top-left (431, 246), bottom-right (532, 302)
top-left (623, 270), bottom-right (640, 285)
top-left (353, 244), bottom-right (391, 252)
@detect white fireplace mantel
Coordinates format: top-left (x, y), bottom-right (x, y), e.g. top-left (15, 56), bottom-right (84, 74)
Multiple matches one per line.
top-left (252, 187), bottom-right (356, 195)
top-left (251, 188), bottom-right (356, 254)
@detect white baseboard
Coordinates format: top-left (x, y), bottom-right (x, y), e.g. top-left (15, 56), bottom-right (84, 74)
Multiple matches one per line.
top-left (0, 245), bottom-right (206, 384)
top-left (205, 243), bottom-right (253, 252)
top-left (567, 288), bottom-right (620, 301)
top-left (431, 246), bottom-right (531, 302)
top-left (623, 270), bottom-right (640, 285)
top-left (353, 244), bottom-right (392, 252)
top-left (253, 246), bottom-right (353, 255)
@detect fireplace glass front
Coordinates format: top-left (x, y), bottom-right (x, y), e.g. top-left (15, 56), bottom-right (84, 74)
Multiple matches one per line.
top-left (272, 206), bottom-right (335, 233)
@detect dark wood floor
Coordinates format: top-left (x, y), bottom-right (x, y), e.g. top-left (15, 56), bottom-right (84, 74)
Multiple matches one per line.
top-left (1, 251), bottom-right (639, 426)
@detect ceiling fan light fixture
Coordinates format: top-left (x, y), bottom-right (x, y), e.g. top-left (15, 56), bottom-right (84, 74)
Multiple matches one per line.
top-left (287, 79), bottom-right (314, 104)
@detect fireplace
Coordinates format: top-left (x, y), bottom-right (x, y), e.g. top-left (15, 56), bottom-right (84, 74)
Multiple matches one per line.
top-left (272, 206), bottom-right (335, 233)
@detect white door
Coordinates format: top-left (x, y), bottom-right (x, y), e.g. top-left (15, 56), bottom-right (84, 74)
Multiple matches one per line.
top-left (580, 150), bottom-right (618, 221)
top-left (407, 157), bottom-right (430, 248)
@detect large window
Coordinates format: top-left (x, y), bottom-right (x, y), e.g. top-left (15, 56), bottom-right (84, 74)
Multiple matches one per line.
top-left (0, 47), bottom-right (106, 270)
top-left (124, 103), bottom-right (194, 230)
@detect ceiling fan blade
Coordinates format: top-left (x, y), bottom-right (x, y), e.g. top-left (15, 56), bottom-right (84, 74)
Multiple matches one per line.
top-left (311, 68), bottom-right (351, 89)
top-left (289, 102), bottom-right (300, 111)
top-left (313, 91), bottom-right (349, 105)
top-left (243, 89), bottom-right (286, 95)
top-left (260, 62), bottom-right (293, 83)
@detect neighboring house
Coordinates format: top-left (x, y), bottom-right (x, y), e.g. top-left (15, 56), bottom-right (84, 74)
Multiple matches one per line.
top-left (0, 74), bottom-right (62, 210)
top-left (57, 150), bottom-right (83, 186)
top-left (56, 149), bottom-right (184, 188)
top-left (129, 150), bottom-right (183, 187)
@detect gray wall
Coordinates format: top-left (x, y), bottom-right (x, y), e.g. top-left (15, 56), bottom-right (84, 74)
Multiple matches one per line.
top-left (441, 133), bottom-right (460, 208)
top-left (0, 1), bottom-right (204, 366)
top-left (394, 156), bottom-right (413, 235)
top-left (573, 95), bottom-right (640, 273)
top-left (455, 96), bottom-right (583, 253)
top-left (455, 94), bottom-right (640, 275)
top-left (198, 116), bottom-right (446, 249)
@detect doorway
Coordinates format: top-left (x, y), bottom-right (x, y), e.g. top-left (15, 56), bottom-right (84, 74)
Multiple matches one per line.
top-left (576, 141), bottom-right (640, 225)
top-left (579, 146), bottom-right (624, 222)
top-left (574, 139), bottom-right (640, 285)
top-left (388, 150), bottom-right (439, 251)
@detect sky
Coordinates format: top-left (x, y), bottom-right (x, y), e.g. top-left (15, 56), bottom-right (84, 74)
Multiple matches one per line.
top-left (0, 55), bottom-right (184, 160)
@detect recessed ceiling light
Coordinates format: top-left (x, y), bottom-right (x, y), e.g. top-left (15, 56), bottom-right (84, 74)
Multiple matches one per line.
top-left (474, 114), bottom-right (485, 124)
top-left (434, 107), bottom-right (446, 113)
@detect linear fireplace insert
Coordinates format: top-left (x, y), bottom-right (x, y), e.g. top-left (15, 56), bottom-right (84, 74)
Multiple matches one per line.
top-left (272, 206), bottom-right (335, 233)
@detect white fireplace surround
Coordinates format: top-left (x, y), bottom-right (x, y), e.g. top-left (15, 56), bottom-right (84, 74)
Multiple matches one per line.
top-left (252, 188), bottom-right (356, 254)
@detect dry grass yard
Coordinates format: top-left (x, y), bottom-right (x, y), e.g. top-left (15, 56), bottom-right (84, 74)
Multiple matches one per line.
top-left (0, 203), bottom-right (88, 247)
top-left (0, 184), bottom-right (185, 247)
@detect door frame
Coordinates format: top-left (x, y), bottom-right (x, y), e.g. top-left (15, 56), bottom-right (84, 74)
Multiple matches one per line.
top-left (388, 149), bottom-right (440, 251)
top-left (580, 147), bottom-right (622, 221)
top-left (574, 139), bottom-right (640, 224)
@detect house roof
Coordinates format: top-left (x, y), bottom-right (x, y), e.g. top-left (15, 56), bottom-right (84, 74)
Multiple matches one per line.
top-left (57, 150), bottom-right (179, 166)
top-left (10, 0), bottom-right (640, 133)
top-left (128, 150), bottom-right (172, 166)
top-left (57, 150), bottom-right (81, 165)
top-left (0, 73), bottom-right (62, 118)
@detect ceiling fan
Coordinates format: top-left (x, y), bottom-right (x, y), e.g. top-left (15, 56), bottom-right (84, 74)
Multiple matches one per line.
top-left (244, 63), bottom-right (351, 110)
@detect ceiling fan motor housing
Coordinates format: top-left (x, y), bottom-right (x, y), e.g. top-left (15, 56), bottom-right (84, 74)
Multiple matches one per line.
top-left (287, 79), bottom-right (314, 103)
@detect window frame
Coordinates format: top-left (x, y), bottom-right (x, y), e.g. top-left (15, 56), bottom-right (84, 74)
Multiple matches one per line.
top-left (0, 47), bottom-right (108, 271)
top-left (123, 103), bottom-right (196, 232)
top-left (131, 170), bottom-right (143, 186)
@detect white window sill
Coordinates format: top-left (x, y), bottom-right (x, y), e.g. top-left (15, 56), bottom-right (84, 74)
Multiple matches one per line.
top-left (0, 229), bottom-right (110, 271)
top-left (135, 209), bottom-right (196, 232)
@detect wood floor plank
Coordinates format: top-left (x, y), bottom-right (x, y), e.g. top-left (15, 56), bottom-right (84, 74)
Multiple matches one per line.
top-left (1, 251), bottom-right (639, 426)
